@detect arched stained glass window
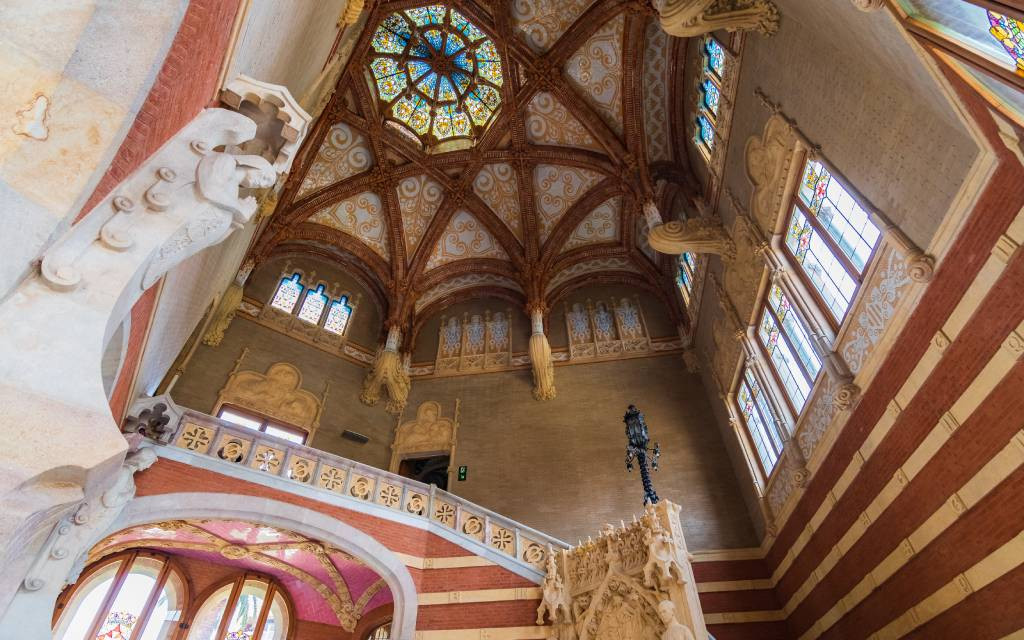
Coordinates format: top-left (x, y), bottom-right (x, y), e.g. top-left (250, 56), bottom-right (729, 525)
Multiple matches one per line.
top-left (736, 366), bottom-right (785, 475)
top-left (367, 622), bottom-right (392, 639)
top-left (324, 296), bottom-right (354, 335)
top-left (705, 37), bottom-right (725, 77)
top-left (297, 284), bottom-right (328, 325)
top-left (369, 4), bottom-right (503, 146)
top-left (694, 35), bottom-right (724, 160)
top-left (270, 274), bottom-right (304, 313)
top-left (53, 551), bottom-right (185, 640)
top-left (187, 576), bottom-right (290, 640)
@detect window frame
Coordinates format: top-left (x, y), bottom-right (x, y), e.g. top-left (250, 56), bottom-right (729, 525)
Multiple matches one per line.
top-left (734, 364), bottom-right (787, 479)
top-left (694, 35), bottom-right (726, 161)
top-left (780, 158), bottom-right (883, 332)
top-left (754, 281), bottom-right (824, 416)
top-left (267, 271), bottom-right (358, 338)
top-left (185, 573), bottom-right (294, 640)
top-left (52, 550), bottom-right (188, 640)
top-left (217, 404), bottom-right (309, 445)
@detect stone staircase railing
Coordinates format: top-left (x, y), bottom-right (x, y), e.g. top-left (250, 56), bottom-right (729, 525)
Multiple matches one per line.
top-left (127, 395), bottom-right (569, 578)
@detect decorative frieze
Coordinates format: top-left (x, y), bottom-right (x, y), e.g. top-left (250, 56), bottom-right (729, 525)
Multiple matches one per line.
top-left (565, 296), bottom-right (652, 362)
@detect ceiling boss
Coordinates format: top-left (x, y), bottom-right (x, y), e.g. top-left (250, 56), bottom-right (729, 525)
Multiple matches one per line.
top-left (368, 4), bottom-right (504, 149)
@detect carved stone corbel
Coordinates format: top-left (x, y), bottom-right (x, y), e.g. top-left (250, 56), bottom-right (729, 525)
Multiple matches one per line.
top-left (203, 260), bottom-right (255, 347)
top-left (851, 0), bottom-right (885, 10)
top-left (648, 219), bottom-right (736, 259)
top-left (811, 334), bottom-right (861, 411)
top-left (656, 0), bottom-right (780, 38)
top-left (360, 325), bottom-right (411, 414)
top-left (905, 251), bottom-right (936, 283)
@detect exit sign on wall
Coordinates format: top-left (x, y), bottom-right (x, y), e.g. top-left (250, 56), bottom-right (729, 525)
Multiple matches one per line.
top-left (457, 465), bottom-right (468, 481)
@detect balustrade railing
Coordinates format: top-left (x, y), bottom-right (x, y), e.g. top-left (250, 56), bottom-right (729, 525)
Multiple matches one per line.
top-left (128, 396), bottom-right (568, 575)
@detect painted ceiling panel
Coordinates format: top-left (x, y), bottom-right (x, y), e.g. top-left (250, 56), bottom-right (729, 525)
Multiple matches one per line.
top-left (426, 209), bottom-right (509, 270)
top-left (534, 164), bottom-right (604, 244)
top-left (308, 191), bottom-right (390, 260)
top-left (565, 14), bottom-right (625, 136)
top-left (643, 19), bottom-right (672, 163)
top-left (524, 92), bottom-right (604, 153)
top-left (563, 196), bottom-right (622, 252)
top-left (473, 163), bottom-right (522, 242)
top-left (397, 174), bottom-right (445, 258)
top-left (297, 123), bottom-right (374, 197)
top-left (512, 0), bottom-right (597, 52)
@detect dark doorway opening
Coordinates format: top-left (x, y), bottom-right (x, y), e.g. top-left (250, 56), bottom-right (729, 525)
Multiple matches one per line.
top-left (398, 455), bottom-right (450, 490)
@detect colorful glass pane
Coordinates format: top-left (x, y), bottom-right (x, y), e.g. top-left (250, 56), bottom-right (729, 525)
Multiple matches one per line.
top-left (696, 114), bottom-right (715, 149)
top-left (760, 285), bottom-right (821, 410)
top-left (270, 274), bottom-right (303, 313)
top-left (682, 252), bottom-right (697, 271)
top-left (737, 369), bottom-right (782, 472)
top-left (324, 298), bottom-right (353, 335)
top-left (702, 78), bottom-right (720, 114)
top-left (298, 285), bottom-right (328, 325)
top-left (988, 11), bottom-right (1024, 71)
top-left (786, 206), bottom-right (858, 320)
top-left (369, 5), bottom-right (502, 143)
top-left (705, 37), bottom-right (725, 76)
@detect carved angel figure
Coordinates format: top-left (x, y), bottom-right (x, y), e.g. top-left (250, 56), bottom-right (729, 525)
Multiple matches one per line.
top-left (642, 512), bottom-right (685, 589)
top-left (657, 601), bottom-right (696, 640)
top-left (537, 553), bottom-right (572, 626)
top-left (657, 0), bottom-right (780, 38)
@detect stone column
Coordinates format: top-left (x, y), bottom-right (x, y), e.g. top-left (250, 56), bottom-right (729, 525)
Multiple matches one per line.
top-left (528, 305), bottom-right (556, 401)
top-left (0, 108), bottom-right (275, 615)
top-left (360, 325), bottom-right (411, 414)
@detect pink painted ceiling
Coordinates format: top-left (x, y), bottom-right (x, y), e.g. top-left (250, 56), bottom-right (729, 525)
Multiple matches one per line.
top-left (92, 520), bottom-right (392, 625)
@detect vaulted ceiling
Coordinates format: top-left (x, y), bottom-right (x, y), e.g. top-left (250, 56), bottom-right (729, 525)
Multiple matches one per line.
top-left (251, 0), bottom-right (698, 344)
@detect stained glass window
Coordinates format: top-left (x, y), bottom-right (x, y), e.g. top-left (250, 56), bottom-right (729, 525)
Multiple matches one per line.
top-left (677, 252), bottom-right (698, 306)
top-left (757, 284), bottom-right (822, 411)
top-left (695, 35), bottom-right (724, 160)
top-left (186, 577), bottom-right (290, 640)
top-left (369, 623), bottom-right (392, 639)
top-left (786, 159), bottom-right (880, 322)
top-left (737, 367), bottom-right (784, 474)
top-left (369, 5), bottom-right (502, 146)
top-left (270, 274), bottom-right (304, 313)
top-left (988, 11), bottom-right (1024, 72)
top-left (297, 284), bottom-right (328, 325)
top-left (324, 296), bottom-right (353, 335)
top-left (53, 552), bottom-right (185, 640)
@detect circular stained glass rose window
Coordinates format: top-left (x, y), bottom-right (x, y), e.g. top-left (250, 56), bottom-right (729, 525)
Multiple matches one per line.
top-left (368, 4), bottom-right (503, 146)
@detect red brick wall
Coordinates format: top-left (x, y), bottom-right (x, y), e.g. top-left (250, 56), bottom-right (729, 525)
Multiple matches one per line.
top-left (109, 284), bottom-right (159, 421)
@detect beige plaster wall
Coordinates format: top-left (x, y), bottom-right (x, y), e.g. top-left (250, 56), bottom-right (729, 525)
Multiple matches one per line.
top-left (0, 0), bottom-right (189, 299)
top-left (174, 315), bottom-right (757, 550)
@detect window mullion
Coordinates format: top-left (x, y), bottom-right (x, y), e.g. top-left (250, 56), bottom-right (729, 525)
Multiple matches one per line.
top-left (84, 553), bottom-right (136, 640)
top-left (214, 577), bottom-right (245, 640)
top-left (250, 582), bottom-right (275, 640)
top-left (127, 556), bottom-right (171, 640)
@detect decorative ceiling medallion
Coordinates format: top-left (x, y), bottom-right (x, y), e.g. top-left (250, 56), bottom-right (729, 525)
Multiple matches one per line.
top-left (565, 14), bottom-right (625, 136)
top-left (368, 5), bottom-right (503, 147)
top-left (308, 191), bottom-right (390, 259)
top-left (397, 174), bottom-right (445, 257)
top-left (473, 163), bottom-right (522, 242)
top-left (534, 165), bottom-right (604, 243)
top-left (426, 210), bottom-right (508, 270)
top-left (524, 92), bottom-right (603, 152)
top-left (512, 0), bottom-right (597, 53)
top-left (563, 196), bottom-right (622, 252)
top-left (298, 124), bottom-right (373, 197)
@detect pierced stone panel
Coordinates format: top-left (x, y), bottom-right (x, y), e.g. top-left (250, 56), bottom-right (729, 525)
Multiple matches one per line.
top-left (349, 474), bottom-right (375, 501)
top-left (565, 14), bottom-right (625, 136)
top-left (563, 196), bottom-right (621, 252)
top-left (524, 93), bottom-right (603, 152)
top-left (287, 455), bottom-right (316, 484)
top-left (473, 163), bottom-right (522, 242)
top-left (176, 422), bottom-right (214, 453)
top-left (425, 210), bottom-right (509, 270)
top-left (534, 165), bottom-right (604, 244)
top-left (297, 123), bottom-right (373, 197)
top-left (308, 191), bottom-right (389, 260)
top-left (317, 465), bottom-right (347, 493)
top-left (251, 444), bottom-right (285, 473)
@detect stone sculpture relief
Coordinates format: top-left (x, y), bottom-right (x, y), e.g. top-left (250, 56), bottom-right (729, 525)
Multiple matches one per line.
top-left (744, 113), bottom-right (800, 234)
top-left (389, 401), bottom-right (458, 475)
top-left (655, 0), bottom-right (780, 38)
top-left (215, 361), bottom-right (324, 436)
top-left (536, 502), bottom-right (707, 640)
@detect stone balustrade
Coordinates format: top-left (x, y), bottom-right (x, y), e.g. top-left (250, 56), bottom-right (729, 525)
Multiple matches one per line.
top-left (127, 395), bottom-right (568, 578)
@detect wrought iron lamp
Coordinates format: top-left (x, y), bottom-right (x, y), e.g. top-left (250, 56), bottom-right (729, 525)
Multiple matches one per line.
top-left (623, 404), bottom-right (661, 505)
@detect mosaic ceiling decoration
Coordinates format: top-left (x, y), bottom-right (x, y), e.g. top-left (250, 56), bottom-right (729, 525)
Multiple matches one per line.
top-left (91, 520), bottom-right (391, 627)
top-left (253, 2), bottom-right (693, 333)
top-left (368, 5), bottom-right (503, 146)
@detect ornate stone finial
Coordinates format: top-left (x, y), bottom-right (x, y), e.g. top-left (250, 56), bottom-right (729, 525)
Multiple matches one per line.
top-left (360, 326), bottom-right (410, 414)
top-left (657, 0), bottom-right (780, 38)
top-left (648, 219), bottom-right (736, 259)
top-left (529, 305), bottom-right (557, 401)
